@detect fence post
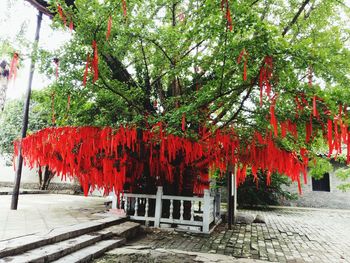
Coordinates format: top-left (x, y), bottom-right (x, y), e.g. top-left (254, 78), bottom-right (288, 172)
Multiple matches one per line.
top-left (215, 188), bottom-right (221, 223)
top-left (110, 191), bottom-right (117, 209)
top-left (203, 189), bottom-right (210, 233)
top-left (154, 186), bottom-right (163, 228)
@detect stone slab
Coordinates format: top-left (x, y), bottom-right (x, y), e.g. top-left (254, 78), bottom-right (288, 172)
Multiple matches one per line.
top-left (0, 216), bottom-right (126, 258)
top-left (52, 239), bottom-right (125, 263)
top-left (0, 233), bottom-right (103, 263)
top-left (98, 221), bottom-right (140, 240)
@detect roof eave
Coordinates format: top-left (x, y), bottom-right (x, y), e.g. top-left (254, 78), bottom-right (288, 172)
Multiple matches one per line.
top-left (25, 0), bottom-right (54, 18)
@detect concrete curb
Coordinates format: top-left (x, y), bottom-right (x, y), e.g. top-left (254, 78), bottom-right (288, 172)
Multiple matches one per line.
top-left (0, 189), bottom-right (50, 195)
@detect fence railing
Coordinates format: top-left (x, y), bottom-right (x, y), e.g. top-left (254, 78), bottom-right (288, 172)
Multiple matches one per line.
top-left (107, 186), bottom-right (221, 233)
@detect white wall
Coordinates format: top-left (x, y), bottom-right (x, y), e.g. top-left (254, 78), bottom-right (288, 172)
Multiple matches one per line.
top-left (0, 156), bottom-right (73, 184)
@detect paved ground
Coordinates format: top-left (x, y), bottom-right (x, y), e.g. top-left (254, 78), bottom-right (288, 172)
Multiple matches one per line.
top-left (2, 194), bottom-right (350, 262)
top-left (98, 246), bottom-right (269, 263)
top-left (0, 194), bottom-right (106, 241)
top-left (128, 208), bottom-right (350, 263)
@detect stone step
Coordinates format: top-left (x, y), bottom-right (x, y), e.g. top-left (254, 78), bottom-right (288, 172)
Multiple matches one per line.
top-left (0, 217), bottom-right (126, 258)
top-left (0, 233), bottom-right (104, 263)
top-left (98, 221), bottom-right (140, 240)
top-left (51, 239), bottom-right (125, 263)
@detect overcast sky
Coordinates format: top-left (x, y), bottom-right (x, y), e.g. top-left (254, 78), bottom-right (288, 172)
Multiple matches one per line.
top-left (0, 0), bottom-right (70, 100)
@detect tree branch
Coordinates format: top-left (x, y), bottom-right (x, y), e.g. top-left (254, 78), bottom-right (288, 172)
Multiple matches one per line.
top-left (146, 38), bottom-right (173, 63)
top-left (140, 39), bottom-right (153, 112)
top-left (140, 39), bottom-right (151, 91)
top-left (180, 40), bottom-right (205, 60)
top-left (99, 76), bottom-right (144, 114)
top-left (250, 0), bottom-right (262, 7)
top-left (282, 0), bottom-right (311, 37)
top-left (220, 84), bottom-right (254, 128)
top-left (102, 54), bottom-right (137, 88)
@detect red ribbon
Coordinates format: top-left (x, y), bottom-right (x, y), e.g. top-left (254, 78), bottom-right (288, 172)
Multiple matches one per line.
top-left (237, 48), bottom-right (248, 81)
top-left (226, 8), bottom-right (233, 31)
top-left (221, 0), bottom-right (233, 31)
top-left (122, 0), bottom-right (127, 17)
top-left (312, 96), bottom-right (317, 117)
top-left (259, 56), bottom-right (273, 106)
top-left (106, 16), bottom-right (112, 40)
top-left (57, 4), bottom-right (67, 26)
top-left (69, 18), bottom-right (74, 32)
top-left (327, 119), bottom-right (333, 157)
top-left (182, 113), bottom-right (186, 132)
top-left (8, 52), bottom-right (19, 81)
top-left (300, 148), bottom-right (308, 184)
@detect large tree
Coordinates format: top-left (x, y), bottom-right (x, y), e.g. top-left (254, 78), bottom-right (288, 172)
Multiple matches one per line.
top-left (24, 0), bottom-right (350, 194)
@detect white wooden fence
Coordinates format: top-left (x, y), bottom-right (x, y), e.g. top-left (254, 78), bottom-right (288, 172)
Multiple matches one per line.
top-left (107, 186), bottom-right (221, 233)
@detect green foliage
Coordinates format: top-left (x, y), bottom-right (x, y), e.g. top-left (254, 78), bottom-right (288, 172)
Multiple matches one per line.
top-left (237, 170), bottom-right (297, 207)
top-left (0, 91), bottom-right (50, 163)
top-left (335, 167), bottom-right (350, 192)
top-left (34, 0), bottom-right (350, 154)
top-left (308, 157), bottom-right (333, 180)
top-left (338, 183), bottom-right (350, 192)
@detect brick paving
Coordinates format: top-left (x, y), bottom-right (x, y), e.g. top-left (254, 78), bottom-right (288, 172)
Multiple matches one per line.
top-left (131, 208), bottom-right (350, 263)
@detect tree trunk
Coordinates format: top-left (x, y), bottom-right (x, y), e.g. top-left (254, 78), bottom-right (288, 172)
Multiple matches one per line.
top-left (38, 165), bottom-right (55, 190)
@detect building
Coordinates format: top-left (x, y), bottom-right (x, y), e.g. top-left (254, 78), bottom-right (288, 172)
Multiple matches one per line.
top-left (282, 159), bottom-right (350, 209)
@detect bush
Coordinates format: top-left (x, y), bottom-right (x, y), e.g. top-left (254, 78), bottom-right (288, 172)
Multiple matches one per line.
top-left (237, 170), bottom-right (296, 208)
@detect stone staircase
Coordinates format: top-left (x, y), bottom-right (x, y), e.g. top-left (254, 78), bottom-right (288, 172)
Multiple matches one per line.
top-left (0, 217), bottom-right (140, 263)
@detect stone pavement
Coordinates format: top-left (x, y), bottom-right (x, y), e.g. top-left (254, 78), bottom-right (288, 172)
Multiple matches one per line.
top-left (0, 194), bottom-right (107, 241)
top-left (97, 246), bottom-right (270, 263)
top-left (130, 208), bottom-right (350, 263)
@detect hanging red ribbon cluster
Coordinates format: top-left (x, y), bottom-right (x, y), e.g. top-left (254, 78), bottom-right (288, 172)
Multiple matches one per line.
top-left (259, 56), bottom-right (273, 106)
top-left (57, 4), bottom-right (74, 30)
top-left (239, 131), bottom-right (306, 193)
top-left (221, 0), bottom-right (233, 31)
top-left (57, 4), bottom-right (67, 26)
top-left (15, 123), bottom-right (308, 196)
top-left (81, 42), bottom-right (98, 85)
